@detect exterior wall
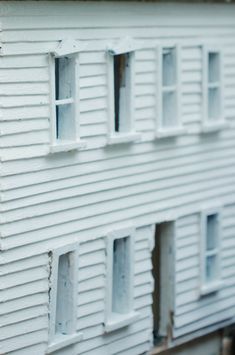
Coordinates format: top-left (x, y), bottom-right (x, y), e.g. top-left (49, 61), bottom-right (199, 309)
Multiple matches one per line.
top-left (0, 1), bottom-right (235, 354)
top-left (154, 332), bottom-right (221, 355)
top-left (174, 205), bottom-right (235, 338)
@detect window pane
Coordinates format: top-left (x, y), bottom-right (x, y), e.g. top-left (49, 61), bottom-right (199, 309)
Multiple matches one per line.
top-left (162, 48), bottom-right (176, 87)
top-left (56, 104), bottom-right (76, 141)
top-left (114, 53), bottom-right (130, 133)
top-left (112, 236), bottom-right (130, 314)
top-left (206, 255), bottom-right (217, 283)
top-left (162, 91), bottom-right (177, 128)
top-left (56, 252), bottom-right (73, 335)
top-left (55, 57), bottom-right (74, 100)
top-left (206, 214), bottom-right (218, 251)
top-left (208, 88), bottom-right (220, 121)
top-left (208, 52), bottom-right (220, 84)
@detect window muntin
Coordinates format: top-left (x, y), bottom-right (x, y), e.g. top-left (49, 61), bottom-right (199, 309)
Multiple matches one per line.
top-left (161, 47), bottom-right (178, 129)
top-left (203, 48), bottom-right (224, 129)
top-left (54, 57), bottom-right (77, 143)
top-left (204, 213), bottom-right (219, 284)
top-left (156, 45), bottom-right (183, 137)
top-left (50, 48), bottom-right (85, 153)
top-left (201, 210), bottom-right (222, 294)
top-left (53, 56), bottom-right (77, 144)
top-left (207, 51), bottom-right (221, 121)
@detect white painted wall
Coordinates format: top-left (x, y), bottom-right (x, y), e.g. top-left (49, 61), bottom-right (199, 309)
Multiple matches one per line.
top-left (0, 1), bottom-right (235, 354)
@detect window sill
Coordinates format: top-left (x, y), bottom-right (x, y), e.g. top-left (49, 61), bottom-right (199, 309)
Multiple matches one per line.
top-left (155, 126), bottom-right (187, 138)
top-left (47, 332), bottom-right (83, 354)
top-left (201, 121), bottom-right (228, 133)
top-left (50, 140), bottom-right (86, 153)
top-left (200, 281), bottom-right (223, 296)
top-left (105, 311), bottom-right (139, 333)
top-left (107, 132), bottom-right (141, 145)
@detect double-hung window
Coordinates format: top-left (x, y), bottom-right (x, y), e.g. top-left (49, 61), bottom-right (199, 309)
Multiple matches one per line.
top-left (47, 244), bottom-right (82, 353)
top-left (105, 227), bottom-right (138, 332)
top-left (107, 38), bottom-right (141, 144)
top-left (156, 45), bottom-right (184, 137)
top-left (202, 47), bottom-right (225, 131)
top-left (200, 209), bottom-right (222, 295)
top-left (49, 40), bottom-right (86, 153)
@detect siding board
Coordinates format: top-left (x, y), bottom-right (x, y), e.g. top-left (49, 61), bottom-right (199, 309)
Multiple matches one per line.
top-left (0, 2), bottom-right (235, 354)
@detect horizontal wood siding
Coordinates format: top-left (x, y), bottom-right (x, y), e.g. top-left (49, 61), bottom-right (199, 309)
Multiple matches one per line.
top-left (0, 254), bottom-right (49, 353)
top-left (0, 1), bottom-right (235, 354)
top-left (174, 206), bottom-right (235, 337)
top-left (0, 227), bottom-right (153, 355)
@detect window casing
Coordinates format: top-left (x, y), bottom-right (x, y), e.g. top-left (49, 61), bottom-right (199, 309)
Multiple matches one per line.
top-left (105, 227), bottom-right (138, 332)
top-left (156, 45), bottom-right (184, 137)
top-left (202, 47), bottom-right (225, 132)
top-left (49, 40), bottom-right (86, 153)
top-left (48, 244), bottom-right (82, 353)
top-left (200, 209), bottom-right (222, 295)
top-left (107, 38), bottom-right (141, 144)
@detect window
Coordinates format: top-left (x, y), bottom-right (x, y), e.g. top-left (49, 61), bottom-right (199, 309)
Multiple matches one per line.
top-left (48, 244), bottom-right (82, 353)
top-left (200, 210), bottom-right (222, 295)
top-left (202, 47), bottom-right (225, 131)
top-left (156, 45), bottom-right (184, 137)
top-left (49, 40), bottom-right (86, 153)
top-left (107, 38), bottom-right (141, 144)
top-left (114, 53), bottom-right (131, 134)
top-left (105, 227), bottom-right (138, 332)
top-left (152, 222), bottom-right (174, 345)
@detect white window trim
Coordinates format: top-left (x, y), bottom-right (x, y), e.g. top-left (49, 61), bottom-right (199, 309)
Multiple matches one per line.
top-left (200, 208), bottom-right (223, 296)
top-left (107, 38), bottom-right (141, 145)
top-left (156, 44), bottom-right (186, 138)
top-left (49, 40), bottom-right (86, 153)
top-left (47, 243), bottom-right (82, 353)
top-left (202, 45), bottom-right (226, 133)
top-left (105, 227), bottom-right (139, 332)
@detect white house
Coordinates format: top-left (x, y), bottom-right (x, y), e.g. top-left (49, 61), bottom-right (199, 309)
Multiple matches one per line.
top-left (0, 1), bottom-right (235, 354)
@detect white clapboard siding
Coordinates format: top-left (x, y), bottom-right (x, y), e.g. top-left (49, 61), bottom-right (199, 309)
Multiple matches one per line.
top-left (8, 343), bottom-right (48, 355)
top-left (173, 205), bottom-right (235, 337)
top-left (0, 253), bottom-right (49, 354)
top-left (73, 227), bottom-right (152, 355)
top-left (0, 2), bottom-right (235, 355)
top-left (2, 153), bottom-right (235, 214)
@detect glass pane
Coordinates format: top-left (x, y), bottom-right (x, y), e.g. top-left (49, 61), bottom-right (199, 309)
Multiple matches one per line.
top-left (206, 255), bottom-right (217, 283)
top-left (206, 214), bottom-right (218, 251)
top-left (208, 52), bottom-right (220, 84)
top-left (208, 88), bottom-right (220, 121)
top-left (55, 56), bottom-right (74, 100)
top-left (112, 236), bottom-right (130, 314)
top-left (114, 53), bottom-right (130, 133)
top-left (162, 48), bottom-right (176, 87)
top-left (56, 252), bottom-right (73, 335)
top-left (162, 91), bottom-right (177, 128)
top-left (56, 104), bottom-right (76, 141)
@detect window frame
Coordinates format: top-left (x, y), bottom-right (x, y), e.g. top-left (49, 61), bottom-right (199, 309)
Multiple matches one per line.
top-left (107, 38), bottom-right (141, 145)
top-left (200, 208), bottom-right (222, 296)
top-left (105, 227), bottom-right (138, 332)
top-left (47, 243), bottom-right (82, 353)
top-left (156, 44), bottom-right (185, 138)
top-left (202, 45), bottom-right (226, 132)
top-left (49, 40), bottom-right (86, 153)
